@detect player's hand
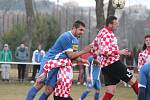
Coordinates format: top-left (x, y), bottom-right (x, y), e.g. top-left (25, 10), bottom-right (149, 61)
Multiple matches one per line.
top-left (82, 59), bottom-right (89, 64)
top-left (36, 73), bottom-right (46, 83)
top-left (119, 48), bottom-right (130, 56)
top-left (82, 44), bottom-right (93, 53)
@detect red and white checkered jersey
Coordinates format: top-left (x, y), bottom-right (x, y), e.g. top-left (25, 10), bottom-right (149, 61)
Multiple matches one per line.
top-left (138, 49), bottom-right (150, 70)
top-left (54, 65), bottom-right (73, 97)
top-left (91, 26), bottom-right (120, 67)
top-left (43, 58), bottom-right (72, 74)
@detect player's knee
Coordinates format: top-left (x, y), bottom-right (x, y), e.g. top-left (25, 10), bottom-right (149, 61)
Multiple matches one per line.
top-left (105, 85), bottom-right (116, 94)
top-left (45, 85), bottom-right (54, 95)
top-left (128, 76), bottom-right (137, 85)
top-left (95, 90), bottom-right (100, 93)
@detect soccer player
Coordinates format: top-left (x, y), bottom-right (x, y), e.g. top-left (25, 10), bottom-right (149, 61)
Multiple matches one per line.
top-left (26, 20), bottom-right (92, 100)
top-left (91, 15), bottom-right (138, 100)
top-left (80, 55), bottom-right (101, 100)
top-left (138, 35), bottom-right (150, 100)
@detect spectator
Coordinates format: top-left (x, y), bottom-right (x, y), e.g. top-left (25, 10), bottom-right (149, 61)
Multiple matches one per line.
top-left (0, 44), bottom-right (12, 82)
top-left (31, 44), bottom-right (45, 83)
top-left (15, 43), bottom-right (29, 82)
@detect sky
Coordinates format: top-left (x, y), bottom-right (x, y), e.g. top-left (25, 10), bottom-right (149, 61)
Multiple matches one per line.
top-left (49, 0), bottom-right (150, 8)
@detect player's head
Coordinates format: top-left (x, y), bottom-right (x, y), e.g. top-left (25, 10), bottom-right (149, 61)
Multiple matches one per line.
top-left (143, 35), bottom-right (150, 50)
top-left (106, 15), bottom-right (118, 31)
top-left (72, 20), bottom-right (86, 38)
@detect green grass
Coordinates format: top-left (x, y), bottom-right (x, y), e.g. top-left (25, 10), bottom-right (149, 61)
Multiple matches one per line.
top-left (0, 82), bottom-right (137, 100)
top-left (0, 68), bottom-right (138, 100)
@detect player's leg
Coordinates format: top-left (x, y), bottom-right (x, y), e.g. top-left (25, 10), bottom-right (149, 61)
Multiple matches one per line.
top-left (38, 68), bottom-right (58, 100)
top-left (80, 81), bottom-right (93, 100)
top-left (102, 85), bottom-right (116, 100)
top-left (94, 90), bottom-right (100, 100)
top-left (94, 80), bottom-right (101, 100)
top-left (128, 76), bottom-right (138, 94)
top-left (119, 61), bottom-right (138, 95)
top-left (26, 59), bottom-right (48, 100)
top-left (101, 61), bottom-right (122, 100)
top-left (32, 65), bottom-right (38, 81)
top-left (77, 62), bottom-right (83, 85)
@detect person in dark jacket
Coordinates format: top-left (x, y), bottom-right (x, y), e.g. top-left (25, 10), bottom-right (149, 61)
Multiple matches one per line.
top-left (15, 43), bottom-right (29, 82)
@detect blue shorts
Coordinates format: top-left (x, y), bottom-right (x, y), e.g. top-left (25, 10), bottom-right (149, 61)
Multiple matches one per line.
top-left (37, 57), bottom-right (59, 88)
top-left (37, 58), bottom-right (49, 77)
top-left (87, 80), bottom-right (101, 90)
top-left (36, 58), bottom-right (58, 88)
top-left (45, 68), bottom-right (59, 88)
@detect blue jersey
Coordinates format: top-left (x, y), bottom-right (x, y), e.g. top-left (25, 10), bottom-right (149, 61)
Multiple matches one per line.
top-left (139, 63), bottom-right (150, 100)
top-left (44, 31), bottom-right (79, 60)
top-left (86, 56), bottom-right (101, 90)
top-left (88, 56), bottom-right (101, 80)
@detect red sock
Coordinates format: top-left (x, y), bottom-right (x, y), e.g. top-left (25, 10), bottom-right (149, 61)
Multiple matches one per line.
top-left (131, 80), bottom-right (138, 95)
top-left (102, 92), bottom-right (114, 100)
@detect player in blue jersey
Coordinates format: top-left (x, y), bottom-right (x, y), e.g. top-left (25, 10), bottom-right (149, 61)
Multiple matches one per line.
top-left (26, 20), bottom-right (92, 100)
top-left (80, 55), bottom-right (101, 100)
top-left (138, 63), bottom-right (150, 100)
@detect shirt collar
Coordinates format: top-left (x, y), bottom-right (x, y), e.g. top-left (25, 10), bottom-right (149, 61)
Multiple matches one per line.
top-left (104, 26), bottom-right (113, 33)
top-left (68, 31), bottom-right (78, 39)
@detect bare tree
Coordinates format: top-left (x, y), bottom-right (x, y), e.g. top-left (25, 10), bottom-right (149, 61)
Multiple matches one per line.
top-left (24, 0), bottom-right (34, 54)
top-left (95, 0), bottom-right (105, 30)
top-left (107, 0), bottom-right (115, 17)
top-left (95, 0), bottom-right (116, 30)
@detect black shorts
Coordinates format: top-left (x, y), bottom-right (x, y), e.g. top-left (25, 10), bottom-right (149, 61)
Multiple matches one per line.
top-left (54, 95), bottom-right (73, 100)
top-left (101, 60), bottom-right (133, 86)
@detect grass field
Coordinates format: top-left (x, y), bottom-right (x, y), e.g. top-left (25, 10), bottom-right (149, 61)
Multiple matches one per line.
top-left (0, 82), bottom-right (137, 100)
top-left (0, 68), bottom-right (138, 100)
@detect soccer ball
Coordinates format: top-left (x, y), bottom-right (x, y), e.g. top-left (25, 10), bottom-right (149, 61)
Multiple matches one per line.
top-left (112, 0), bottom-right (125, 9)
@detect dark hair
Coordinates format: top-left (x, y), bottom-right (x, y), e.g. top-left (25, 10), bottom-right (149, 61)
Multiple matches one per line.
top-left (106, 15), bottom-right (117, 26)
top-left (72, 20), bottom-right (85, 28)
top-left (142, 43), bottom-right (146, 50)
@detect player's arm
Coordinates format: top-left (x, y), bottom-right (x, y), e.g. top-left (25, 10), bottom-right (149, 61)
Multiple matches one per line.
top-left (66, 44), bottom-right (92, 60)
